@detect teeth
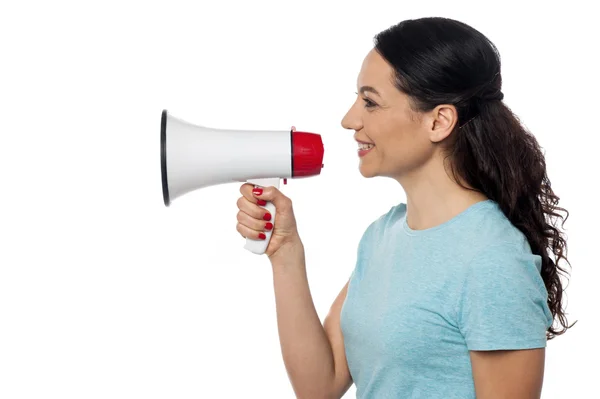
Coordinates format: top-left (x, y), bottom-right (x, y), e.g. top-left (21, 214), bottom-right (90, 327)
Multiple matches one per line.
top-left (358, 143), bottom-right (374, 150)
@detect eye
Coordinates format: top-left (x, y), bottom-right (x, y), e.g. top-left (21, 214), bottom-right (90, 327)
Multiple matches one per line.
top-left (354, 92), bottom-right (377, 108)
top-left (362, 97), bottom-right (377, 108)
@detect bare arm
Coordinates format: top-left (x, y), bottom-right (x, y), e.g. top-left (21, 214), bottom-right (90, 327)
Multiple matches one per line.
top-left (323, 278), bottom-right (353, 398)
top-left (270, 238), bottom-right (353, 399)
top-left (470, 348), bottom-right (545, 398)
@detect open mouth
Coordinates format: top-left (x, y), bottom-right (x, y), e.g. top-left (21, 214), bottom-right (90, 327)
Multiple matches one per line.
top-left (357, 142), bottom-right (375, 157)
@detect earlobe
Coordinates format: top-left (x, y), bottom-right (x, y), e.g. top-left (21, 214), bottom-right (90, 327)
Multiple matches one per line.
top-left (429, 104), bottom-right (457, 143)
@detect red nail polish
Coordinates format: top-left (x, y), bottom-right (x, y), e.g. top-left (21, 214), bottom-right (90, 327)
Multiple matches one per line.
top-left (265, 222), bottom-right (273, 230)
top-left (257, 199), bottom-right (267, 206)
top-left (263, 213), bottom-right (271, 221)
top-left (253, 188), bottom-right (263, 195)
top-left (258, 233), bottom-right (266, 240)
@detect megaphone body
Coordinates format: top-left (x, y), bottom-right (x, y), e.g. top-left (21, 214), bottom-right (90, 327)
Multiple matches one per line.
top-left (160, 110), bottom-right (324, 255)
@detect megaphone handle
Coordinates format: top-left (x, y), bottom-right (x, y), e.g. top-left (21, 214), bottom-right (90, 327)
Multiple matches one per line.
top-left (243, 177), bottom-right (281, 255)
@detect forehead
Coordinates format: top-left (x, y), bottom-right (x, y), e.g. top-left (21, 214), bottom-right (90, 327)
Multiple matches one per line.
top-left (356, 49), bottom-right (394, 94)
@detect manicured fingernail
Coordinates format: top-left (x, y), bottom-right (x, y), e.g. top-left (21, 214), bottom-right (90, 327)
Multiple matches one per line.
top-left (258, 233), bottom-right (266, 240)
top-left (253, 188), bottom-right (263, 195)
top-left (257, 199), bottom-right (267, 206)
top-left (263, 213), bottom-right (271, 221)
top-left (265, 222), bottom-right (273, 230)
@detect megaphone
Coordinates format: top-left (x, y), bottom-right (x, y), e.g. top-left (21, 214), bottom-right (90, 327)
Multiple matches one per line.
top-left (160, 109), bottom-right (324, 255)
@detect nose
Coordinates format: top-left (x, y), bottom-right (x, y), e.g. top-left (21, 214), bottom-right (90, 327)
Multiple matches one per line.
top-left (341, 99), bottom-right (362, 131)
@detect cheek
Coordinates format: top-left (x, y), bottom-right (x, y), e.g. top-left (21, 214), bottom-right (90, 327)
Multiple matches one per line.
top-left (379, 127), bottom-right (433, 169)
top-left (371, 113), bottom-right (418, 151)
top-left (365, 110), bottom-right (431, 161)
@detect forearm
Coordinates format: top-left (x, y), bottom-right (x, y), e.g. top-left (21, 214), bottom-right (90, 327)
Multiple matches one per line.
top-left (270, 240), bottom-right (336, 398)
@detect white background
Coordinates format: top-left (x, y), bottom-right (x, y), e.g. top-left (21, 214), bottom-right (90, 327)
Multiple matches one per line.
top-left (1, 1), bottom-right (597, 398)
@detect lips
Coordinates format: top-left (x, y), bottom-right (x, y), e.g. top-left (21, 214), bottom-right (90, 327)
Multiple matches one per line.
top-left (355, 137), bottom-right (374, 144)
top-left (355, 138), bottom-right (373, 144)
top-left (357, 144), bottom-right (374, 159)
top-left (354, 135), bottom-right (375, 158)
top-left (356, 138), bottom-right (374, 149)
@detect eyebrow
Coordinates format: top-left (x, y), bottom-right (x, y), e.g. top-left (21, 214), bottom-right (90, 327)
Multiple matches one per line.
top-left (359, 85), bottom-right (381, 97)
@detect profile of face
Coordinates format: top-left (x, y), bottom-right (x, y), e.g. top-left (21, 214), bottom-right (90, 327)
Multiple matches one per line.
top-left (341, 48), bottom-right (455, 180)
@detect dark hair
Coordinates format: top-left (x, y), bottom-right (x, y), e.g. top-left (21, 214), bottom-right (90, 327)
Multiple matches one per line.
top-left (374, 17), bottom-right (574, 339)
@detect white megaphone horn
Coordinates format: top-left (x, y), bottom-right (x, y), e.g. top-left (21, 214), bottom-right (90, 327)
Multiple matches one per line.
top-left (160, 109), bottom-right (325, 255)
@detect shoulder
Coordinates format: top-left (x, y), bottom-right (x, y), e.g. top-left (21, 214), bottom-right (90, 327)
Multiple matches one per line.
top-left (373, 202), bottom-right (407, 232)
top-left (353, 202), bottom-right (405, 263)
top-left (460, 200), bottom-right (539, 264)
top-left (359, 202), bottom-right (406, 243)
top-left (458, 201), bottom-right (547, 289)
top-left (455, 211), bottom-right (554, 347)
top-left (462, 240), bottom-right (545, 289)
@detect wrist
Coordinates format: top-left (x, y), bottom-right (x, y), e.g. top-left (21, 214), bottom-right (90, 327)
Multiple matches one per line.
top-left (269, 235), bottom-right (305, 267)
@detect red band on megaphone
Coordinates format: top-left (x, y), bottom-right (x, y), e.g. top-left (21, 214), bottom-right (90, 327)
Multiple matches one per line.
top-left (291, 131), bottom-right (324, 177)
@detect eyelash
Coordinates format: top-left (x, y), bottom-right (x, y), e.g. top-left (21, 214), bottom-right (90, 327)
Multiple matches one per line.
top-left (363, 98), bottom-right (376, 108)
top-left (355, 92), bottom-right (377, 108)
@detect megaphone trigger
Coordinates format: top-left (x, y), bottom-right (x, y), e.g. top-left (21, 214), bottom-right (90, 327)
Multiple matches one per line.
top-left (243, 177), bottom-right (281, 255)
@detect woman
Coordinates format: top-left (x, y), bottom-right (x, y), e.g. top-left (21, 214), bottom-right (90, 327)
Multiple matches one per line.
top-left (235, 17), bottom-right (573, 398)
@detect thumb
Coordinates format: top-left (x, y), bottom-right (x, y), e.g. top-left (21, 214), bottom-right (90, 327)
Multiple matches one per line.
top-left (252, 185), bottom-right (291, 211)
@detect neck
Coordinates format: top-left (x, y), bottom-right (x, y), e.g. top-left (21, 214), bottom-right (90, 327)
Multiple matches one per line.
top-left (395, 154), bottom-right (489, 231)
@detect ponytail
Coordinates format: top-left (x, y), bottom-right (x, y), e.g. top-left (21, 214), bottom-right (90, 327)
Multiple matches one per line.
top-left (448, 98), bottom-right (575, 339)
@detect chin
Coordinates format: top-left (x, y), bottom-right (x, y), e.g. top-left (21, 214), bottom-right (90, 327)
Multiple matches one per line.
top-left (358, 163), bottom-right (378, 178)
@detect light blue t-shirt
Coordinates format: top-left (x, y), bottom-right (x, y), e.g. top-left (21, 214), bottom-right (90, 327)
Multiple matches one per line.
top-left (340, 199), bottom-right (553, 398)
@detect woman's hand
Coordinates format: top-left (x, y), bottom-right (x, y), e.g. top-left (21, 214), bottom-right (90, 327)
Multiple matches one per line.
top-left (235, 126), bottom-right (303, 260)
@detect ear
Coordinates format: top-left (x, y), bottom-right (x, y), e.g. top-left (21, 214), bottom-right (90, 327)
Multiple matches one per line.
top-left (427, 104), bottom-right (458, 143)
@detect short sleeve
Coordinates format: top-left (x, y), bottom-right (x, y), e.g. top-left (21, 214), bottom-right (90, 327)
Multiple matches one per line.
top-left (457, 242), bottom-right (553, 351)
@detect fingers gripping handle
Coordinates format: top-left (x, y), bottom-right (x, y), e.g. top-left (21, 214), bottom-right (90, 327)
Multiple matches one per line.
top-left (243, 177), bottom-right (281, 255)
top-left (244, 199), bottom-right (276, 255)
